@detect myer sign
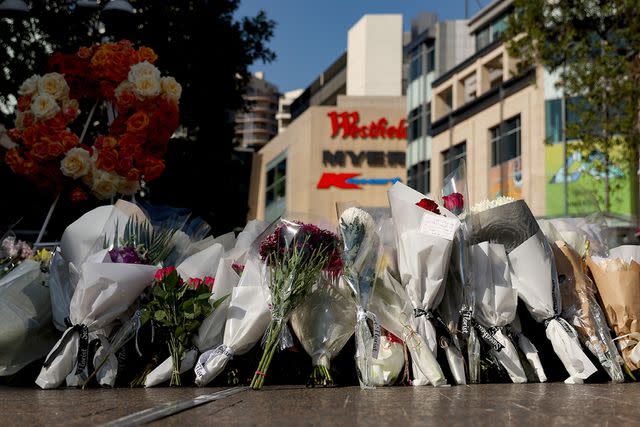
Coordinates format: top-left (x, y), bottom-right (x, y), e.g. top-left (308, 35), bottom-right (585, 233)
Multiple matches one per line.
top-left (317, 110), bottom-right (406, 190)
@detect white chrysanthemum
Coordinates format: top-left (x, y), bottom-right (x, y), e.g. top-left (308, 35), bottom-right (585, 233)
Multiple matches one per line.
top-left (31, 93), bottom-right (60, 120)
top-left (91, 169), bottom-right (120, 200)
top-left (38, 73), bottom-right (69, 100)
top-left (469, 196), bottom-right (517, 214)
top-left (18, 75), bottom-right (40, 96)
top-left (128, 61), bottom-right (161, 83)
top-left (60, 147), bottom-right (91, 179)
top-left (340, 207), bottom-right (375, 230)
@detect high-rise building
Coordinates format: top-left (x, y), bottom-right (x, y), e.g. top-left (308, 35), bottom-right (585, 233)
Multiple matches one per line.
top-left (427, 0), bottom-right (635, 223)
top-left (234, 72), bottom-right (280, 150)
top-left (276, 88), bottom-right (304, 133)
top-left (248, 14), bottom-right (407, 223)
top-left (404, 13), bottom-right (474, 196)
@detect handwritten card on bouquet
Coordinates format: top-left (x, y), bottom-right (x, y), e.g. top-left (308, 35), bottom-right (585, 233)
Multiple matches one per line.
top-left (419, 213), bottom-right (459, 241)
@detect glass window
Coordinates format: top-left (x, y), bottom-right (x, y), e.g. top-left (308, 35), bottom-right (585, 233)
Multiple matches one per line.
top-left (265, 157), bottom-right (286, 207)
top-left (491, 115), bottom-right (521, 166)
top-left (426, 46), bottom-right (435, 73)
top-left (408, 160), bottom-right (431, 194)
top-left (442, 142), bottom-right (466, 179)
top-left (476, 26), bottom-right (491, 51)
top-left (408, 106), bottom-right (423, 142)
top-left (410, 50), bottom-right (423, 82)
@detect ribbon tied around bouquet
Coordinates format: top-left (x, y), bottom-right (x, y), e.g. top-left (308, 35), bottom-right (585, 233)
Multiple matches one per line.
top-left (194, 344), bottom-right (235, 382)
top-left (43, 317), bottom-right (89, 375)
top-left (414, 308), bottom-right (456, 350)
top-left (457, 310), bottom-right (504, 352)
top-left (356, 306), bottom-right (381, 359)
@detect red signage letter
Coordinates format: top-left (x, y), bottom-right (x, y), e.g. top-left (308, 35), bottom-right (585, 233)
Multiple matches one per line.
top-left (316, 173), bottom-right (362, 189)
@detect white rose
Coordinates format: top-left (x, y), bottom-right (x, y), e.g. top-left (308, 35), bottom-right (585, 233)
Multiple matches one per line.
top-left (128, 61), bottom-right (161, 84)
top-left (31, 93), bottom-right (60, 120)
top-left (38, 73), bottom-right (69, 101)
top-left (133, 75), bottom-right (161, 99)
top-left (160, 76), bottom-right (182, 103)
top-left (117, 179), bottom-right (140, 196)
top-left (60, 147), bottom-right (92, 179)
top-left (18, 75), bottom-right (40, 96)
top-left (92, 169), bottom-right (120, 200)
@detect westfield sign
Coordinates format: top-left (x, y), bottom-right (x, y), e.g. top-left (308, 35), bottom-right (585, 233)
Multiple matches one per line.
top-left (328, 111), bottom-right (407, 140)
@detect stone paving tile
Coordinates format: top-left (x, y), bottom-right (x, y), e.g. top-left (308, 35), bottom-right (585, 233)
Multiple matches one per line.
top-left (2, 383), bottom-right (639, 426)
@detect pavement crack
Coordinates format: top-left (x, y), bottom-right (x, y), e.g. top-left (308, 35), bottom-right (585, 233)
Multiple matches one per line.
top-left (81, 407), bottom-right (117, 417)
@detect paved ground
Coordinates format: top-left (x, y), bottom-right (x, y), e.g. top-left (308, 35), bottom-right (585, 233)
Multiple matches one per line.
top-left (1, 383), bottom-right (638, 426)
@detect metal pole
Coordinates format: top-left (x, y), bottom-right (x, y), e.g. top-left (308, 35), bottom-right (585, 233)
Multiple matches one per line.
top-left (561, 94), bottom-right (568, 216)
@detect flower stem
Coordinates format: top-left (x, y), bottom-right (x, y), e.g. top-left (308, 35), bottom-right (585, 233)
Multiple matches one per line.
top-left (250, 320), bottom-right (283, 390)
top-left (169, 334), bottom-right (181, 387)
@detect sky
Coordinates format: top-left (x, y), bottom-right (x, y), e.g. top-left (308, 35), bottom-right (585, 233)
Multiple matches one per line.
top-left (234, 0), bottom-right (488, 93)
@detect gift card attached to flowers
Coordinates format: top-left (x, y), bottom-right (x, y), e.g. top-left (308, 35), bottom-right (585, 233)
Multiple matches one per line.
top-left (5, 40), bottom-right (181, 201)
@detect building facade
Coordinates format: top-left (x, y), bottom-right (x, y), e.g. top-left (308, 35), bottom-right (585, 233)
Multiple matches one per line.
top-left (248, 15), bottom-right (407, 223)
top-left (404, 13), bottom-right (473, 196)
top-left (276, 88), bottom-right (304, 133)
top-left (234, 72), bottom-right (280, 150)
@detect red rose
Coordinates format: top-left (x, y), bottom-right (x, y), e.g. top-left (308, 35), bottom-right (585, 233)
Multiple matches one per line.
top-left (143, 158), bottom-right (165, 181)
top-left (46, 141), bottom-right (66, 158)
top-left (96, 148), bottom-right (118, 172)
top-left (7, 128), bottom-right (21, 142)
top-left (416, 198), bottom-right (441, 215)
top-left (46, 113), bottom-right (67, 132)
top-left (109, 115), bottom-right (128, 135)
top-left (30, 142), bottom-right (49, 161)
top-left (126, 168), bottom-right (141, 182)
top-left (116, 156), bottom-right (134, 176)
top-left (442, 192), bottom-right (464, 215)
top-left (17, 96), bottom-right (31, 112)
top-left (5, 148), bottom-right (24, 174)
top-left (61, 130), bottom-right (80, 150)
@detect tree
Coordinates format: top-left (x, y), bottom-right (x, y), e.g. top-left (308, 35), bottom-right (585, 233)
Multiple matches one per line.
top-left (505, 0), bottom-right (640, 217)
top-left (0, 0), bottom-right (275, 236)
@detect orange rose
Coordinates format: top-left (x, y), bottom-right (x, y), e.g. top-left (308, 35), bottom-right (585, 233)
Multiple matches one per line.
top-left (143, 158), bottom-right (165, 181)
top-left (126, 168), bottom-right (141, 181)
top-left (137, 46), bottom-right (158, 64)
top-left (47, 141), bottom-right (65, 158)
top-left (31, 142), bottom-right (49, 161)
top-left (77, 46), bottom-right (93, 59)
top-left (17, 95), bottom-right (31, 112)
top-left (116, 87), bottom-right (136, 112)
top-left (96, 148), bottom-right (118, 172)
top-left (95, 135), bottom-right (118, 150)
top-left (61, 130), bottom-right (79, 150)
top-left (21, 127), bottom-right (38, 147)
top-left (127, 111), bottom-right (150, 133)
top-left (5, 148), bottom-right (23, 173)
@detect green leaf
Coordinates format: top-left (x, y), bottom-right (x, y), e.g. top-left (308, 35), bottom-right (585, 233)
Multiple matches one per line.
top-left (154, 310), bottom-right (167, 322)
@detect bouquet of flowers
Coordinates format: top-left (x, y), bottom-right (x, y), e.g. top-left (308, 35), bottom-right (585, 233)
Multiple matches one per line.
top-left (370, 330), bottom-right (405, 386)
top-left (0, 234), bottom-right (34, 279)
top-left (470, 242), bottom-right (526, 383)
top-left (553, 241), bottom-right (624, 382)
top-left (338, 206), bottom-right (383, 389)
top-left (140, 267), bottom-right (215, 386)
top-left (5, 40), bottom-right (180, 201)
top-left (0, 250), bottom-right (58, 376)
top-left (194, 257), bottom-right (272, 386)
top-left (250, 219), bottom-right (341, 390)
top-left (587, 245), bottom-right (640, 375)
top-left (467, 197), bottom-right (597, 382)
top-left (507, 315), bottom-right (547, 382)
top-left (290, 273), bottom-right (355, 386)
top-left (388, 182), bottom-right (460, 386)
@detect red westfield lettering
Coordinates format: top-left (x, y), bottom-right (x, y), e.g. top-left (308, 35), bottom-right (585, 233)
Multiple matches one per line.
top-left (328, 111), bottom-right (407, 140)
top-left (316, 173), bottom-right (362, 189)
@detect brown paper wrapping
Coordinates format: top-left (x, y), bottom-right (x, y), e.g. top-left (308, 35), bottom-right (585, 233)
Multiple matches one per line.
top-left (553, 242), bottom-right (599, 345)
top-left (587, 256), bottom-right (640, 372)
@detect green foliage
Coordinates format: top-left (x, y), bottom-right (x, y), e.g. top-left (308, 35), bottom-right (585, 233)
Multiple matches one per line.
top-left (106, 216), bottom-right (178, 265)
top-left (142, 267), bottom-right (214, 385)
top-left (505, 0), bottom-right (640, 213)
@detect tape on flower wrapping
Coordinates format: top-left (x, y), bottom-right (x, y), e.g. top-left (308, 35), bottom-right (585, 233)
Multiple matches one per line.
top-left (194, 345), bottom-right (234, 381)
top-left (419, 212), bottom-right (459, 241)
top-left (616, 333), bottom-right (640, 365)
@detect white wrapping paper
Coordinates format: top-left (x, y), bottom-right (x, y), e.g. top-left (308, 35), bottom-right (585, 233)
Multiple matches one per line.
top-left (0, 260), bottom-right (59, 376)
top-left (194, 258), bottom-right (271, 386)
top-left (36, 260), bottom-right (157, 389)
top-left (509, 232), bottom-right (597, 381)
top-left (471, 242), bottom-right (526, 383)
top-left (388, 182), bottom-right (458, 386)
